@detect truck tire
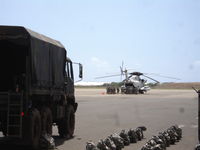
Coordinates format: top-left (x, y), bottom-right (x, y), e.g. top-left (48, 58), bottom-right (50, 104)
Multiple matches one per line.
top-left (1, 122), bottom-right (7, 136)
top-left (28, 108), bottom-right (41, 150)
top-left (41, 107), bottom-right (52, 135)
top-left (65, 105), bottom-right (75, 137)
top-left (58, 121), bottom-right (65, 138)
top-left (0, 112), bottom-right (7, 136)
top-left (58, 105), bottom-right (75, 138)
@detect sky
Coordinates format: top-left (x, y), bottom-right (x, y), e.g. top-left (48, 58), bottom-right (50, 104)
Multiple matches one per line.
top-left (0, 0), bottom-right (200, 83)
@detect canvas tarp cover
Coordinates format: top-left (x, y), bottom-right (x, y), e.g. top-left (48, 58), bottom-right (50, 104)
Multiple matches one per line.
top-left (0, 26), bottom-right (66, 89)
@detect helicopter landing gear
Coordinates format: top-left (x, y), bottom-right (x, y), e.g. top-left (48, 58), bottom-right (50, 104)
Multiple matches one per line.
top-left (139, 90), bottom-right (145, 94)
top-left (124, 86), bottom-right (139, 94)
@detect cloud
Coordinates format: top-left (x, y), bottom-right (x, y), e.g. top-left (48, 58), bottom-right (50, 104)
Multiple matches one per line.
top-left (189, 60), bottom-right (200, 70)
top-left (91, 57), bottom-right (110, 68)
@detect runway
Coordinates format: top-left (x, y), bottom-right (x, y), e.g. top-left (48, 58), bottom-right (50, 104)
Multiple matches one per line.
top-left (57, 88), bottom-right (198, 150)
top-left (0, 88), bottom-right (198, 150)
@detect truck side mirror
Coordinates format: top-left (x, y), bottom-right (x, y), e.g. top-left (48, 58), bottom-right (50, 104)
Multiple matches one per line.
top-left (79, 63), bottom-right (83, 79)
top-left (72, 62), bottom-right (83, 82)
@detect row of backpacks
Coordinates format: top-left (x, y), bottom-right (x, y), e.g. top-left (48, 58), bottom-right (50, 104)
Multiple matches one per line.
top-left (141, 125), bottom-right (182, 150)
top-left (86, 126), bottom-right (147, 150)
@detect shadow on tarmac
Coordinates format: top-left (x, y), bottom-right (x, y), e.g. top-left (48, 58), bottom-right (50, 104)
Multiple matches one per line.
top-left (0, 136), bottom-right (74, 150)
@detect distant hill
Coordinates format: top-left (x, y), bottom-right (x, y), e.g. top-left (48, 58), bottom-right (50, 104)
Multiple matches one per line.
top-left (154, 82), bottom-right (200, 89)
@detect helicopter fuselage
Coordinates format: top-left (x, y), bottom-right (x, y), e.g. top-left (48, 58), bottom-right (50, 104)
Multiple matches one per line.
top-left (121, 75), bottom-right (150, 94)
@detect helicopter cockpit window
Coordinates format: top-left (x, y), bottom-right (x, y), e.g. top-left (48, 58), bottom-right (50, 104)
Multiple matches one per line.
top-left (132, 76), bottom-right (139, 81)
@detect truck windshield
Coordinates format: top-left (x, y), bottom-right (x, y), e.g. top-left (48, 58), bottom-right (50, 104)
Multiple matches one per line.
top-left (66, 61), bottom-right (74, 81)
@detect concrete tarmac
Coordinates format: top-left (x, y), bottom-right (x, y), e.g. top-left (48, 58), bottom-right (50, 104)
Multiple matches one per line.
top-left (0, 89), bottom-right (198, 150)
top-left (57, 88), bottom-right (198, 150)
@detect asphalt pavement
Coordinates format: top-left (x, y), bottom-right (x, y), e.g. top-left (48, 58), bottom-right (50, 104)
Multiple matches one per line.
top-left (0, 88), bottom-right (198, 150)
top-left (57, 88), bottom-right (198, 150)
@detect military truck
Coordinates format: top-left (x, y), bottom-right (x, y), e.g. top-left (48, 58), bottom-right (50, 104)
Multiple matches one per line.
top-left (0, 26), bottom-right (83, 149)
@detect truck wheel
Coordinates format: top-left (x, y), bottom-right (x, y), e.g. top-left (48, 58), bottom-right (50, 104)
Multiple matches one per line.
top-left (41, 107), bottom-right (52, 135)
top-left (65, 105), bottom-right (75, 137)
top-left (58, 105), bottom-right (75, 138)
top-left (28, 109), bottom-right (41, 150)
top-left (58, 120), bottom-right (65, 138)
top-left (1, 122), bottom-right (7, 136)
top-left (2, 130), bottom-right (7, 136)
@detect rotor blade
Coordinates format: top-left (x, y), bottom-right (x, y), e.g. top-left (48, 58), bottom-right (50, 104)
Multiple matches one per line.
top-left (119, 67), bottom-right (124, 81)
top-left (95, 74), bottom-right (121, 79)
top-left (142, 75), bottom-right (160, 83)
top-left (126, 68), bottom-right (135, 71)
top-left (143, 73), bottom-right (181, 80)
top-left (120, 66), bottom-right (123, 74)
top-left (120, 61), bottom-right (124, 74)
top-left (105, 72), bottom-right (120, 75)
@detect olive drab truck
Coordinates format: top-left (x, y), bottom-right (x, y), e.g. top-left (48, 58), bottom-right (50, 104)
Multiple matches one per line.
top-left (0, 26), bottom-right (83, 149)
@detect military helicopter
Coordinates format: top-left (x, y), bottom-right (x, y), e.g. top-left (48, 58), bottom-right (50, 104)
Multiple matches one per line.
top-left (96, 62), bottom-right (180, 94)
